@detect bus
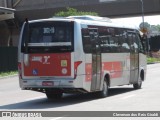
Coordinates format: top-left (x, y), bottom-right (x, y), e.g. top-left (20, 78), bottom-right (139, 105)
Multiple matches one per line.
top-left (18, 16), bottom-right (147, 99)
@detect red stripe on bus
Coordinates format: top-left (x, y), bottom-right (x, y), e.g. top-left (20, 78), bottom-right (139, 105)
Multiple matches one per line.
top-left (102, 61), bottom-right (123, 78)
top-left (85, 63), bottom-right (92, 82)
top-left (85, 61), bottom-right (123, 82)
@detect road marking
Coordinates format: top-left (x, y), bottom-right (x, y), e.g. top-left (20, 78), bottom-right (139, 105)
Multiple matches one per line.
top-left (49, 117), bottom-right (64, 120)
top-left (121, 94), bottom-right (136, 100)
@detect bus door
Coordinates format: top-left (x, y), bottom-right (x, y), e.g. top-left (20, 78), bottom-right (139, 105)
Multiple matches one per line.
top-left (128, 32), bottom-right (139, 83)
top-left (89, 28), bottom-right (102, 91)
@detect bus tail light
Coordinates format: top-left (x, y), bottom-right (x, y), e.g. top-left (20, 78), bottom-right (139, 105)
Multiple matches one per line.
top-left (18, 62), bottom-right (22, 79)
top-left (74, 61), bottom-right (82, 79)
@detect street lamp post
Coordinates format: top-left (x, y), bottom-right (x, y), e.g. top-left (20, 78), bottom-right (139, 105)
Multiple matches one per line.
top-left (140, 0), bottom-right (149, 55)
top-left (140, 0), bottom-right (144, 29)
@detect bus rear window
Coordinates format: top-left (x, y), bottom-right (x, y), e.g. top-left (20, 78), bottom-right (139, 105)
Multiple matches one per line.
top-left (21, 21), bottom-right (74, 53)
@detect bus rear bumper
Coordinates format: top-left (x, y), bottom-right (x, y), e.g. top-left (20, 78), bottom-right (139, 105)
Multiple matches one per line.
top-left (20, 76), bottom-right (89, 93)
top-left (21, 79), bottom-right (74, 88)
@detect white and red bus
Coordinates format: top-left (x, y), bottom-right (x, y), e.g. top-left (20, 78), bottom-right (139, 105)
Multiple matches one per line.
top-left (18, 16), bottom-right (147, 99)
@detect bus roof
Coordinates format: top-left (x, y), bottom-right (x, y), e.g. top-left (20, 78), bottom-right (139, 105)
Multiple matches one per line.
top-left (67, 15), bottom-right (112, 23)
top-left (27, 16), bottom-right (137, 30)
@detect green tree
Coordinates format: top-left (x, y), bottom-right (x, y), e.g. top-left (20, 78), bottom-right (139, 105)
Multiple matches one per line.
top-left (139, 22), bottom-right (151, 30)
top-left (150, 25), bottom-right (158, 31)
top-left (139, 22), bottom-right (151, 33)
top-left (54, 7), bottom-right (98, 17)
top-left (156, 24), bottom-right (160, 32)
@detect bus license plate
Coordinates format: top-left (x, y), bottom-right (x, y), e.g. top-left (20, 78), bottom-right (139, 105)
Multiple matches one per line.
top-left (42, 81), bottom-right (54, 86)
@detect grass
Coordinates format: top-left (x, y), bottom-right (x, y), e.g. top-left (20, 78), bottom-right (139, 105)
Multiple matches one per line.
top-left (147, 57), bottom-right (160, 64)
top-left (0, 71), bottom-right (18, 77)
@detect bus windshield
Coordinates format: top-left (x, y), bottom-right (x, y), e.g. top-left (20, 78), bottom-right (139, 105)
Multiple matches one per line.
top-left (21, 21), bottom-right (74, 53)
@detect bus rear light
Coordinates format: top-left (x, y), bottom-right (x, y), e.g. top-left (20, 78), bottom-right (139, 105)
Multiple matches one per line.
top-left (18, 62), bottom-right (22, 79)
top-left (74, 61), bottom-right (82, 79)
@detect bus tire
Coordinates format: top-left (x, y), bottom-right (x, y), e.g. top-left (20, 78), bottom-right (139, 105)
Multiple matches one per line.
top-left (133, 80), bottom-right (142, 89)
top-left (133, 72), bottom-right (143, 89)
top-left (46, 92), bottom-right (63, 99)
top-left (133, 70), bottom-right (144, 89)
top-left (97, 78), bottom-right (108, 98)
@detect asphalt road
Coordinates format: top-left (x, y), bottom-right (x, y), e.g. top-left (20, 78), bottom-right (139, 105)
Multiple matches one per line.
top-left (0, 63), bottom-right (160, 120)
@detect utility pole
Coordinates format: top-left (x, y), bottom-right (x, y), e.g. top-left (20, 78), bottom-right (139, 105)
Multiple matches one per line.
top-left (140, 0), bottom-right (149, 55)
top-left (141, 0), bottom-right (144, 30)
top-left (4, 0), bottom-right (7, 7)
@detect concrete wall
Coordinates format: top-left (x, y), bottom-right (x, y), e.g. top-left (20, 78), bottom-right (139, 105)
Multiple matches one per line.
top-left (11, 28), bottom-right (20, 46)
top-left (0, 21), bottom-right (18, 46)
top-left (11, 0), bottom-right (160, 20)
top-left (0, 0), bottom-right (6, 7)
top-left (0, 21), bottom-right (10, 46)
top-left (10, 0), bottom-right (97, 10)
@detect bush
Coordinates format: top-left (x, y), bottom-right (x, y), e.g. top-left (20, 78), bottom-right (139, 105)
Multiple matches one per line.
top-left (54, 7), bottom-right (98, 17)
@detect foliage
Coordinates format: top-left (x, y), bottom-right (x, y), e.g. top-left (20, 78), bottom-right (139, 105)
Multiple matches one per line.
top-left (139, 22), bottom-right (160, 32)
top-left (147, 57), bottom-right (160, 64)
top-left (0, 71), bottom-right (18, 77)
top-left (139, 22), bottom-right (150, 29)
top-left (54, 7), bottom-right (98, 17)
top-left (155, 24), bottom-right (160, 32)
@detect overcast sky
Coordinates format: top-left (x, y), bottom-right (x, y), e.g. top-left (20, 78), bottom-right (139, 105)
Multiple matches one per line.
top-left (111, 15), bottom-right (160, 28)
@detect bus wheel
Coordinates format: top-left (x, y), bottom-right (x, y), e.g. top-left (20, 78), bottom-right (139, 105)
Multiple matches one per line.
top-left (97, 79), bottom-right (108, 98)
top-left (133, 79), bottom-right (142, 89)
top-left (46, 92), bottom-right (63, 99)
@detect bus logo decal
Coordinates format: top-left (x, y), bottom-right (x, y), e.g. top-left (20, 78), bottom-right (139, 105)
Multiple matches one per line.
top-left (31, 56), bottom-right (42, 63)
top-left (43, 56), bottom-right (50, 64)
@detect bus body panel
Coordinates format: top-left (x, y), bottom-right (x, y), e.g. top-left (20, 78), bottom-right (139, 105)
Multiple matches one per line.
top-left (101, 53), bottom-right (130, 87)
top-left (22, 53), bottom-right (72, 77)
top-left (72, 21), bottom-right (85, 89)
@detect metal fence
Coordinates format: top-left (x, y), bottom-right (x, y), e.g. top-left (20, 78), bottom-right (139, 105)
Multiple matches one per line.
top-left (150, 36), bottom-right (160, 51)
top-left (0, 47), bottom-right (18, 72)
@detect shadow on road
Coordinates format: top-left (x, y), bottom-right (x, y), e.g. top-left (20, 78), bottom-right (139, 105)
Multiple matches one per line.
top-left (0, 87), bottom-right (135, 110)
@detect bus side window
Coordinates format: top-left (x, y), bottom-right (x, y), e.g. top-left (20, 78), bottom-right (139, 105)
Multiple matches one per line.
top-left (108, 28), bottom-right (122, 53)
top-left (88, 28), bottom-right (100, 53)
top-left (100, 37), bottom-right (111, 53)
top-left (132, 33), bottom-right (139, 51)
top-left (137, 34), bottom-right (145, 53)
top-left (98, 27), bottom-right (111, 53)
top-left (81, 25), bottom-right (92, 53)
top-left (120, 30), bottom-right (130, 52)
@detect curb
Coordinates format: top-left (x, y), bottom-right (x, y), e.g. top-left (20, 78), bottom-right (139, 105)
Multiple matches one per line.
top-left (0, 74), bottom-right (18, 80)
top-left (147, 62), bottom-right (160, 65)
top-left (147, 62), bottom-right (155, 65)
